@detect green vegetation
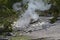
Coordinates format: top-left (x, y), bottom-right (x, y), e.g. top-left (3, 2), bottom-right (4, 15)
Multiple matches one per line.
top-left (49, 0), bottom-right (60, 23)
top-left (0, 0), bottom-right (22, 35)
top-left (10, 36), bottom-right (31, 40)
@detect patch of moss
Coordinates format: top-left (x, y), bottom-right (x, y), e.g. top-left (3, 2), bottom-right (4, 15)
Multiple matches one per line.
top-left (10, 36), bottom-right (31, 40)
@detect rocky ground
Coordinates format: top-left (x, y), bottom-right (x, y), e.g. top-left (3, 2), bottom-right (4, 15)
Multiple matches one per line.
top-left (19, 17), bottom-right (60, 40)
top-left (0, 17), bottom-right (60, 40)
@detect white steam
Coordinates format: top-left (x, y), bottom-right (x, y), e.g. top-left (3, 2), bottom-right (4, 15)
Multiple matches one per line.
top-left (12, 0), bottom-right (51, 30)
top-left (13, 2), bottom-right (22, 11)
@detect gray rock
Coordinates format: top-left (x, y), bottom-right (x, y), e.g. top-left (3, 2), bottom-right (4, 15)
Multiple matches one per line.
top-left (0, 37), bottom-right (9, 40)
